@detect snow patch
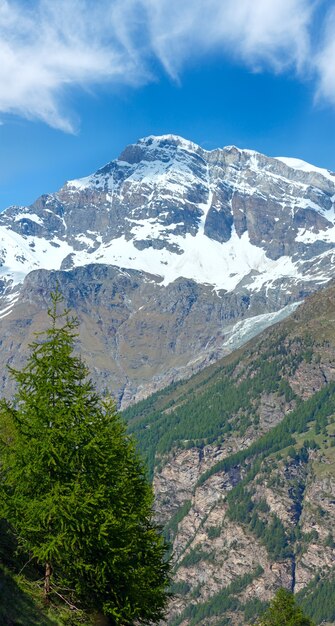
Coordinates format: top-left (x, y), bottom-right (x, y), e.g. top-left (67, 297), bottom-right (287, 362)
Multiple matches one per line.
top-left (0, 227), bottom-right (73, 286)
top-left (222, 302), bottom-right (301, 350)
top-left (295, 224), bottom-right (335, 243)
top-left (63, 227), bottom-right (302, 293)
top-left (0, 291), bottom-right (20, 319)
top-left (66, 176), bottom-right (92, 190)
top-left (14, 213), bottom-right (44, 225)
top-left (140, 134), bottom-right (201, 153)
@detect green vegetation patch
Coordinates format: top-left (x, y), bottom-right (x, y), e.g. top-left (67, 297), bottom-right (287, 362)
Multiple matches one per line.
top-left (197, 381), bottom-right (335, 486)
top-left (0, 565), bottom-right (90, 626)
top-left (163, 499), bottom-right (192, 543)
top-left (297, 573), bottom-right (335, 623)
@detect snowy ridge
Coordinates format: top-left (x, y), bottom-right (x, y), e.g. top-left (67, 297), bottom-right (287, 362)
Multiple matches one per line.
top-left (275, 156), bottom-right (335, 183)
top-left (140, 134), bottom-right (201, 153)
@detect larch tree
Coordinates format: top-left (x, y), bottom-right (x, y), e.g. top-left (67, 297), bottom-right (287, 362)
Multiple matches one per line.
top-left (0, 290), bottom-right (170, 625)
top-left (256, 588), bottom-right (315, 626)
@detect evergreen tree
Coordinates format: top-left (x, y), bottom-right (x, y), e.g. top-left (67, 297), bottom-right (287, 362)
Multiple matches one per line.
top-left (0, 290), bottom-right (170, 625)
top-left (255, 588), bottom-right (315, 626)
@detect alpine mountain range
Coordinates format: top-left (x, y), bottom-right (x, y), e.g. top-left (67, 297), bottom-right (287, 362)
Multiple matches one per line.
top-left (0, 134), bottom-right (335, 405)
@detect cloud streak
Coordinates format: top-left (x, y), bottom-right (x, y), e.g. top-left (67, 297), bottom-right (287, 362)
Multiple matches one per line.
top-left (0, 0), bottom-right (332, 131)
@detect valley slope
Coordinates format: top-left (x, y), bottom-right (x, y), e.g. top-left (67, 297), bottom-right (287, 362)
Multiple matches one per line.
top-left (124, 281), bottom-right (335, 626)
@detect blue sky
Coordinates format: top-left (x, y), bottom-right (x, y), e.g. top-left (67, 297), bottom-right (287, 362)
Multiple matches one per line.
top-left (0, 0), bottom-right (335, 211)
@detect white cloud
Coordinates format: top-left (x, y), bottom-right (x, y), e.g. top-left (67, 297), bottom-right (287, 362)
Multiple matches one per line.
top-left (0, 0), bottom-right (147, 131)
top-left (141, 0), bottom-right (313, 77)
top-left (314, 5), bottom-right (335, 106)
top-left (0, 0), bottom-right (332, 132)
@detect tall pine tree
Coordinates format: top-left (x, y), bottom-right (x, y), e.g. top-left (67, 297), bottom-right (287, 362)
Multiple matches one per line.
top-left (0, 290), bottom-right (170, 625)
top-left (256, 588), bottom-right (315, 626)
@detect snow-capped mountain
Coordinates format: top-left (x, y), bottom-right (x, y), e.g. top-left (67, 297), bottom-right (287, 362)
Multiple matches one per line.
top-left (0, 134), bottom-right (335, 403)
top-left (1, 135), bottom-right (335, 298)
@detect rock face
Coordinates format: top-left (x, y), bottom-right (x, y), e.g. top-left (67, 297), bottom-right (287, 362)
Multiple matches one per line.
top-left (156, 442), bottom-right (335, 625)
top-left (0, 135), bottom-right (335, 403)
top-left (157, 439), bottom-right (335, 626)
top-left (0, 264), bottom-right (299, 406)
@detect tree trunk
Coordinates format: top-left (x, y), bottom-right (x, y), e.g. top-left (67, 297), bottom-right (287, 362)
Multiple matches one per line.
top-left (44, 561), bottom-right (52, 602)
top-left (92, 613), bottom-right (113, 625)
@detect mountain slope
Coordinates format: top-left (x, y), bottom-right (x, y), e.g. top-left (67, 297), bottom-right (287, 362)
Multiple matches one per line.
top-left (123, 280), bottom-right (335, 625)
top-left (0, 264), bottom-right (301, 406)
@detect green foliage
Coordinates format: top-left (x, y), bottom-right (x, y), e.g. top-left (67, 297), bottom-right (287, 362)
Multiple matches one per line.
top-left (261, 516), bottom-right (290, 560)
top-left (163, 500), bottom-right (192, 542)
top-left (226, 485), bottom-right (290, 560)
top-left (301, 529), bottom-right (318, 543)
top-left (257, 499), bottom-right (270, 513)
top-left (206, 525), bottom-right (221, 539)
top-left (243, 598), bottom-right (267, 624)
top-left (243, 597), bottom-right (267, 621)
top-left (0, 517), bottom-right (17, 569)
top-left (197, 380), bottom-right (335, 486)
top-left (169, 580), bottom-right (191, 596)
top-left (297, 573), bottom-right (335, 623)
top-left (0, 291), bottom-right (170, 625)
top-left (255, 588), bottom-right (315, 626)
top-left (324, 532), bottom-right (334, 548)
top-left (179, 546), bottom-right (217, 568)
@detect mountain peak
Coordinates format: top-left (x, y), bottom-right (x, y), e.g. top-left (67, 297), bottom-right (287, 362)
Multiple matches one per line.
top-left (138, 134), bottom-right (202, 151)
top-left (1, 133), bottom-right (335, 312)
top-left (117, 134), bottom-right (201, 165)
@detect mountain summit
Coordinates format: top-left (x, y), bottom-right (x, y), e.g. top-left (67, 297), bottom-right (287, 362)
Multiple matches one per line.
top-left (1, 134), bottom-right (335, 299)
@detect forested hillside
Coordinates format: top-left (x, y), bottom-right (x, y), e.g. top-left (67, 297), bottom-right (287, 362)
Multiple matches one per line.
top-left (124, 280), bottom-right (335, 625)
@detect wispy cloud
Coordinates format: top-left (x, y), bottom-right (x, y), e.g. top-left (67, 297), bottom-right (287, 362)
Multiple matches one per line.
top-left (0, 0), bottom-right (332, 131)
top-left (0, 0), bottom-right (147, 131)
top-left (142, 0), bottom-right (313, 77)
top-left (314, 5), bottom-right (335, 106)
